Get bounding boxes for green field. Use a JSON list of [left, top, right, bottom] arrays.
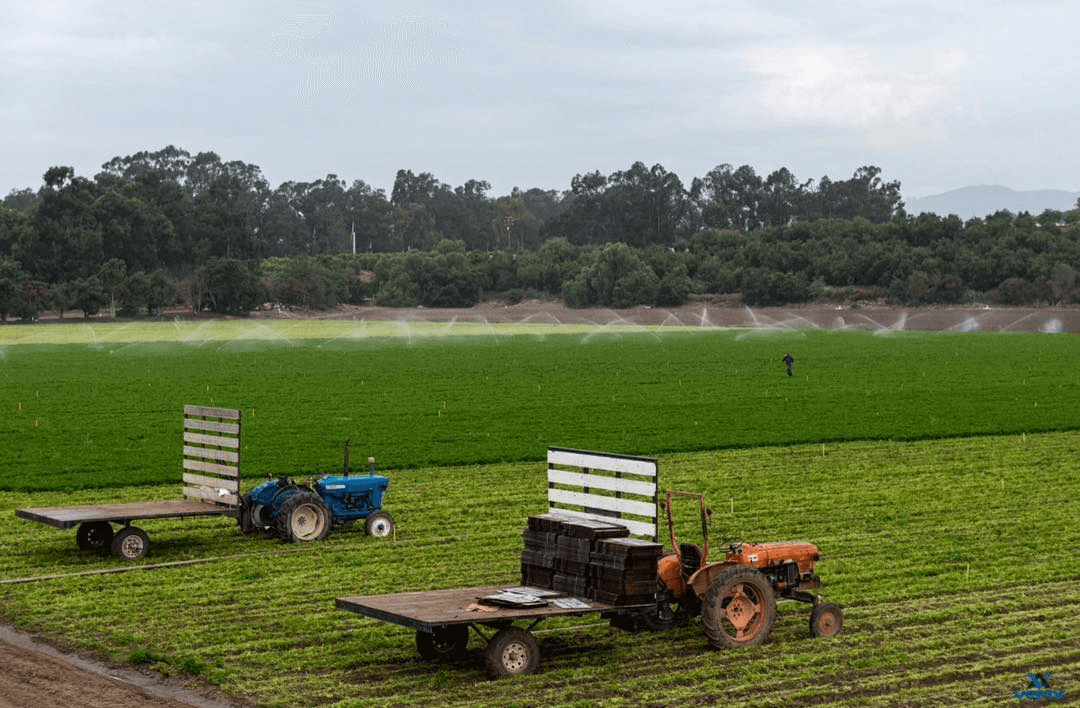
[[2, 320, 1078, 491], [1, 320, 1078, 706]]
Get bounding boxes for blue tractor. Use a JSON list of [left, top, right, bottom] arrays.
[[239, 443, 395, 543]]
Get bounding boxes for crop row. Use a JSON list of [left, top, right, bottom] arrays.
[[2, 430, 1078, 706], [3, 325, 1080, 491]]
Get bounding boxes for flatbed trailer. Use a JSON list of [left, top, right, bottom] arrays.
[[336, 584, 654, 676], [336, 447, 662, 677], [15, 405, 242, 560]]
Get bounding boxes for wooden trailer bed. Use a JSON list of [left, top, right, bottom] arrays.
[[15, 499, 236, 529], [336, 448, 661, 677], [15, 405, 242, 559], [335, 584, 653, 632]]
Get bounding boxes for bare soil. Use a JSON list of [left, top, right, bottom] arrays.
[[0, 623, 243, 708], [4, 296, 1077, 706]]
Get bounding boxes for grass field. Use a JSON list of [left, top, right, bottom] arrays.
[[2, 320, 1078, 491], [1, 320, 1078, 706]]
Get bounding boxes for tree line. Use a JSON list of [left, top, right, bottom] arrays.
[[1, 145, 1078, 320]]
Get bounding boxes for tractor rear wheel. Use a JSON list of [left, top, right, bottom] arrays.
[[702, 565, 776, 648], [809, 602, 843, 638], [415, 625, 469, 663], [275, 490, 331, 542], [111, 527, 150, 560], [484, 627, 539, 677], [365, 510, 395, 537], [76, 521, 114, 551]]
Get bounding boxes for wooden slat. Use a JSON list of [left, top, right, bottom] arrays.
[[183, 486, 239, 506], [182, 445, 239, 464], [183, 431, 240, 449], [548, 448, 657, 478], [184, 418, 240, 436], [550, 508, 656, 539], [547, 487, 657, 518], [545, 447, 658, 541], [184, 405, 241, 420], [183, 459, 240, 478], [183, 472, 239, 492], [547, 469, 656, 497]]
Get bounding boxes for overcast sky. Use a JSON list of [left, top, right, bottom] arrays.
[[4, 1, 1078, 204]]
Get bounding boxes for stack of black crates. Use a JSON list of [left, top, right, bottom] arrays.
[[522, 512, 663, 605]]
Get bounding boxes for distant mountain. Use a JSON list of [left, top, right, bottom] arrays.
[[904, 185, 1080, 221]]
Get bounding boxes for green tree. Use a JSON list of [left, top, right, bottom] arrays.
[[28, 167, 104, 283], [67, 275, 106, 318], [98, 258, 127, 316], [517, 237, 581, 296], [199, 258, 264, 314], [565, 242, 659, 308], [119, 269, 176, 315], [261, 256, 349, 309], [90, 183, 175, 272], [492, 195, 534, 251], [0, 257, 27, 322]]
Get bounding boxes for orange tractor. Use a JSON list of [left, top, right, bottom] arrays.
[[626, 491, 843, 646]]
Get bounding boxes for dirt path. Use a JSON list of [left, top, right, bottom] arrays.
[[0, 624, 241, 708]]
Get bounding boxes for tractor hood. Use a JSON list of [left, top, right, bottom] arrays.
[[315, 474, 389, 495], [726, 541, 820, 575]]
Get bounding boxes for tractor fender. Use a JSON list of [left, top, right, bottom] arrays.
[[688, 561, 738, 599]]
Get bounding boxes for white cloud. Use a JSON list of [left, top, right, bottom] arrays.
[[739, 44, 971, 140]]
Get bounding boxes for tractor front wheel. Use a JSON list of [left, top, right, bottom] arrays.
[[275, 490, 331, 542], [702, 565, 776, 649], [365, 510, 395, 538], [76, 521, 114, 551], [111, 527, 150, 560], [809, 602, 844, 638], [416, 625, 469, 663], [484, 627, 540, 677]]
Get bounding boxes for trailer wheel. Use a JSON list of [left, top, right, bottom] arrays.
[[76, 521, 114, 551], [702, 565, 776, 649], [276, 490, 331, 542], [484, 627, 540, 677], [415, 625, 469, 663], [111, 527, 150, 560], [809, 602, 843, 638], [365, 510, 395, 538]]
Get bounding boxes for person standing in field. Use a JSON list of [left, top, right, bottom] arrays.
[[782, 352, 794, 377]]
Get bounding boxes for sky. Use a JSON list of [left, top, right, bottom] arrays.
[[3, 0, 1079, 204]]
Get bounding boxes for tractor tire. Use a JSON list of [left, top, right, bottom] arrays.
[[702, 565, 776, 649], [76, 521, 114, 551], [365, 510, 395, 538], [415, 625, 469, 663], [275, 489, 331, 543], [809, 602, 844, 638], [238, 492, 257, 534], [111, 527, 150, 560], [484, 627, 540, 678]]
